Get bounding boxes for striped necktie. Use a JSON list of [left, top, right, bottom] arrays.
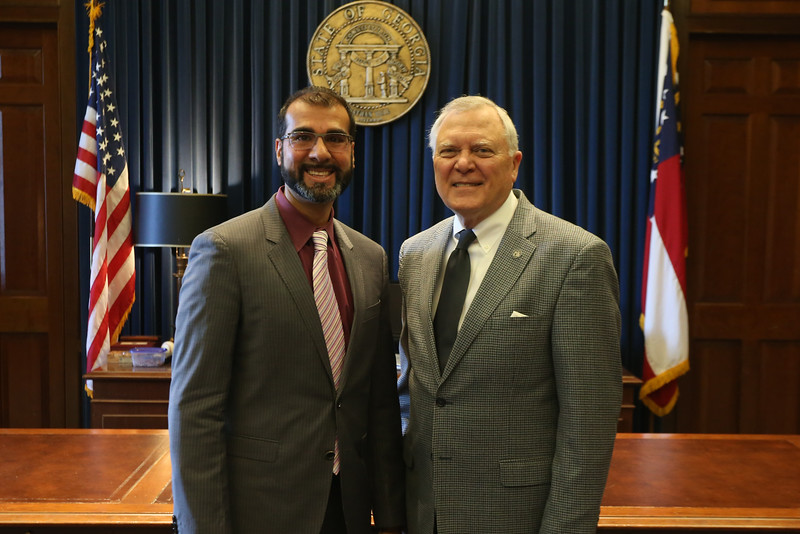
[[312, 229, 345, 474]]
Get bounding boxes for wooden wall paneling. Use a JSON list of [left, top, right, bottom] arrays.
[[675, 339, 743, 433], [691, 113, 749, 301], [0, 24, 59, 428], [57, 0, 80, 428], [673, 32, 800, 434], [764, 115, 800, 302], [0, 335, 47, 427], [692, 0, 800, 15], [0, 0, 79, 428], [759, 342, 800, 433]]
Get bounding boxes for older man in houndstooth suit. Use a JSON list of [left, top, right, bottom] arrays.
[[398, 95, 621, 534]]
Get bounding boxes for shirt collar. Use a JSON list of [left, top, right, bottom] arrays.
[[452, 190, 518, 253], [276, 185, 336, 251]]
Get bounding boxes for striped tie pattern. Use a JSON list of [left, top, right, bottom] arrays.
[[312, 230, 345, 474]]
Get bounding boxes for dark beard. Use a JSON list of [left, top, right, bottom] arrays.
[[281, 163, 352, 204]]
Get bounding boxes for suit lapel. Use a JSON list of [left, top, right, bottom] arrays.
[[421, 220, 454, 380], [441, 192, 539, 380], [261, 197, 334, 387], [334, 220, 357, 394]]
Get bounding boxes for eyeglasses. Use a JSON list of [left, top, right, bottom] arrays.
[[280, 131, 353, 152]]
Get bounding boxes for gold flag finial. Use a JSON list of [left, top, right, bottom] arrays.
[[85, 0, 105, 53], [83, 0, 105, 92]]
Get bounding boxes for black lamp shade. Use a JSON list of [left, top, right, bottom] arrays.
[[134, 192, 228, 247]]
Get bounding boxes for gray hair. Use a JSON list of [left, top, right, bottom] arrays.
[[428, 95, 519, 156]]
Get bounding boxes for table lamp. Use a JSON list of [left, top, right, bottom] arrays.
[[134, 190, 228, 334]]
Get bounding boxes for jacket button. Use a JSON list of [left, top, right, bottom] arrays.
[[435, 397, 447, 407], [324, 450, 336, 461]]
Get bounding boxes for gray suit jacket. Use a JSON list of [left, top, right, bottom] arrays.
[[398, 190, 621, 534], [169, 194, 405, 533]]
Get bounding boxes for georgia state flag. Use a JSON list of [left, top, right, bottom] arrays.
[[639, 8, 689, 417]]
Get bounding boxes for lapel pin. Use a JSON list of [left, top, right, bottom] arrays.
[[512, 249, 522, 258]]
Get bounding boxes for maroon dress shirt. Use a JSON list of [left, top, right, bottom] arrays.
[[275, 186, 354, 346]]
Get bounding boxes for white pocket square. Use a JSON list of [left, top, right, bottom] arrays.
[[510, 311, 528, 318]]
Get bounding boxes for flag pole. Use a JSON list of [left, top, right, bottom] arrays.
[[73, 0, 137, 380]]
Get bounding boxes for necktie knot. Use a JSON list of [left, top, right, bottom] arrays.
[[312, 230, 328, 253], [456, 229, 476, 250]]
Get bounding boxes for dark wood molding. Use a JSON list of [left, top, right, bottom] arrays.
[[691, 0, 800, 16], [687, 14, 800, 34], [58, 0, 80, 427]]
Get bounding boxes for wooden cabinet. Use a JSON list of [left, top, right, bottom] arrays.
[[84, 363, 171, 429], [619, 369, 641, 433], [85, 361, 638, 432]]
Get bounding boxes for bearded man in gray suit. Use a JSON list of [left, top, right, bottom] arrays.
[[169, 86, 405, 534], [397, 95, 622, 533]]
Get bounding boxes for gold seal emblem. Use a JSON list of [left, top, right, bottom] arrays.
[[307, 1, 431, 126]]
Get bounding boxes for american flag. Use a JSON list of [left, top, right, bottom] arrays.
[[639, 8, 689, 416], [73, 3, 136, 375]]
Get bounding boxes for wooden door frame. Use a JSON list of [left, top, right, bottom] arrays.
[[0, 0, 80, 426]]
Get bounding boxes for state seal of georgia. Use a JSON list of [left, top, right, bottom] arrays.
[[307, 1, 431, 126]]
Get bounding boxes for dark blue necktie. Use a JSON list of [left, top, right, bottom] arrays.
[[433, 229, 476, 373]]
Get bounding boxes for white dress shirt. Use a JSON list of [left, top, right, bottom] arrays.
[[432, 190, 519, 329]]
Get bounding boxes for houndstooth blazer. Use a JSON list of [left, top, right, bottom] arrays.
[[398, 189, 621, 534]]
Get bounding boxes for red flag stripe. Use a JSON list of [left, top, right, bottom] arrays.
[[652, 154, 687, 288]]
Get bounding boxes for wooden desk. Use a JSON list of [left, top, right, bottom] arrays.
[[0, 429, 172, 533], [600, 433, 800, 532], [1, 430, 798, 532], [84, 362, 171, 429]]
